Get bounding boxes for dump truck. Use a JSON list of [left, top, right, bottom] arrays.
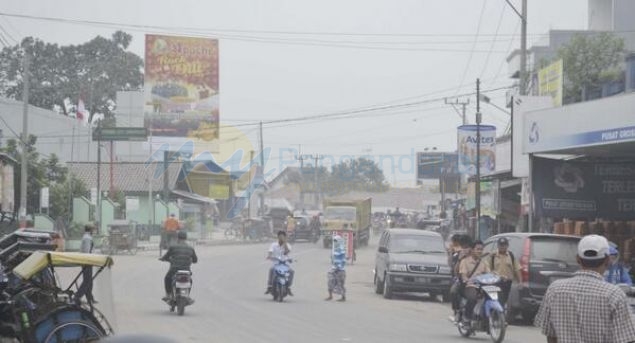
[[321, 198, 372, 249]]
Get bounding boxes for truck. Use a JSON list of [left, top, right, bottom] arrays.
[[321, 198, 372, 249]]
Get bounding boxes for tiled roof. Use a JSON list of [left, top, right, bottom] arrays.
[[67, 162, 182, 193]]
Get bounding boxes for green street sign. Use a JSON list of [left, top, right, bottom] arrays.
[[92, 127, 148, 141]]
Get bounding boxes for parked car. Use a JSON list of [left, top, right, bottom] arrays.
[[287, 215, 319, 243], [483, 233, 581, 323], [374, 228, 453, 301]]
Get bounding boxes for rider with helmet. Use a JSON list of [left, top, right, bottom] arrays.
[[160, 231, 198, 302], [605, 245, 632, 286]]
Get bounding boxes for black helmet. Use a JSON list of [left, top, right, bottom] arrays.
[[497, 237, 509, 246], [177, 231, 187, 240]]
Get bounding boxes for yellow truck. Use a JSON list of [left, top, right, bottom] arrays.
[[321, 198, 372, 248]]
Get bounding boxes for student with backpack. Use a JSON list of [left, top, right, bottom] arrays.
[[487, 237, 522, 308]]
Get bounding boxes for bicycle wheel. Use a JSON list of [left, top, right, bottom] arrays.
[[43, 320, 105, 343]]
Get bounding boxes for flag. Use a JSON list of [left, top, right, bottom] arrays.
[[76, 99, 89, 126]]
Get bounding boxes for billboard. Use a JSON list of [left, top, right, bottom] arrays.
[[144, 35, 220, 143], [416, 152, 459, 180], [457, 125, 496, 176], [532, 157, 635, 220], [538, 59, 563, 107]]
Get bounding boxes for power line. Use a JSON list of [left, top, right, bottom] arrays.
[[480, 1, 507, 79], [0, 11, 557, 38], [454, 0, 489, 96]]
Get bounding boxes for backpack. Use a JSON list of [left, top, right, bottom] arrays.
[[491, 251, 515, 270]]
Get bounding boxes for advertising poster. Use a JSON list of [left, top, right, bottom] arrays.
[[532, 157, 635, 220], [538, 59, 563, 107], [457, 125, 496, 176], [334, 231, 354, 261], [145, 35, 220, 143]]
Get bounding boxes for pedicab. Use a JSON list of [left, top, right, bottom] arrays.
[[0, 251, 116, 342], [100, 221, 138, 255]]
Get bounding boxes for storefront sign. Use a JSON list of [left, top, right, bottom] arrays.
[[457, 125, 496, 176], [532, 157, 635, 220], [538, 59, 563, 107]]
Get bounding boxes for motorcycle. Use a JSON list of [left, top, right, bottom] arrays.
[[165, 270, 194, 316], [617, 283, 635, 314], [271, 257, 293, 302], [456, 273, 506, 343]]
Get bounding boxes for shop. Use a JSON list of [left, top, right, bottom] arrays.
[[523, 92, 635, 265]]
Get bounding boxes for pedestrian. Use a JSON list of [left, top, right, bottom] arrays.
[[534, 234, 635, 343], [487, 237, 522, 308], [163, 213, 180, 247], [326, 235, 347, 302], [605, 245, 633, 286], [75, 224, 97, 304]]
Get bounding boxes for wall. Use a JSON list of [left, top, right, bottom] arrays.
[[0, 98, 97, 163], [33, 214, 54, 230], [612, 0, 635, 32], [73, 197, 92, 224], [588, 0, 613, 31], [101, 198, 116, 232]]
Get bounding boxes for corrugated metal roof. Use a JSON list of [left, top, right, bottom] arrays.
[[67, 162, 181, 193]]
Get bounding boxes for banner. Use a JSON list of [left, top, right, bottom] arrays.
[[532, 157, 635, 220], [1, 163, 14, 213], [334, 231, 355, 261], [145, 35, 220, 141], [466, 181, 499, 217], [457, 125, 496, 176], [538, 59, 563, 107]]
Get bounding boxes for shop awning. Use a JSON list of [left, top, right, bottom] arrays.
[[172, 190, 217, 204]]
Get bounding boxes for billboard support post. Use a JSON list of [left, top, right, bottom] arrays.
[[475, 78, 482, 240]]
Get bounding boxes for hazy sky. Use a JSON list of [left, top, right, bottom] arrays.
[[0, 0, 587, 185]]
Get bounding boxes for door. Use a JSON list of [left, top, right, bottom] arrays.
[[528, 236, 580, 298], [376, 232, 390, 279]]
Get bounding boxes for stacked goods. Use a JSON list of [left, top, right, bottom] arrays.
[[553, 222, 565, 235]]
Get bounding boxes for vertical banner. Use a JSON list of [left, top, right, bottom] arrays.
[[457, 125, 497, 176], [145, 35, 220, 145], [1, 163, 14, 213], [334, 231, 355, 261], [538, 59, 564, 107]]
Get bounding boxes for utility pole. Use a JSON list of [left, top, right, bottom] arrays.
[[163, 150, 169, 215], [520, 0, 528, 95], [259, 121, 265, 215], [96, 122, 102, 234], [444, 98, 470, 125], [312, 154, 324, 208], [296, 148, 305, 209], [19, 48, 30, 227], [249, 150, 254, 218], [475, 79, 482, 240]]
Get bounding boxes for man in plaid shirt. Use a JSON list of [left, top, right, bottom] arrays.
[[535, 235, 635, 343]]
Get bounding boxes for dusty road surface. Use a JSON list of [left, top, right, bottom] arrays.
[[109, 239, 544, 342]]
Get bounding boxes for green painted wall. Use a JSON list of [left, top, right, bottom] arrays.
[[73, 197, 92, 224], [34, 214, 54, 231]]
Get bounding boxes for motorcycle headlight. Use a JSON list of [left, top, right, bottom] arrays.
[[389, 264, 408, 272]]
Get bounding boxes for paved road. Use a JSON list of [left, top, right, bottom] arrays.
[[109, 239, 544, 342]]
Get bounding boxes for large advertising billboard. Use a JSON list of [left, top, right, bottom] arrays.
[[144, 35, 220, 144], [416, 152, 459, 179], [532, 157, 635, 220], [457, 125, 496, 176]]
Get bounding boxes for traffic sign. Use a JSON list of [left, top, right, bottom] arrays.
[[92, 127, 148, 141]]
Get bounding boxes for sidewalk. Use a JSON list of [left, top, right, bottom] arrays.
[[136, 223, 272, 251]]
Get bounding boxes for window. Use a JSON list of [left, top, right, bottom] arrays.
[[388, 235, 445, 253], [530, 238, 579, 264]]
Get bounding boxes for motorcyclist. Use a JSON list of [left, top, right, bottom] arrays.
[[605, 245, 632, 286], [449, 235, 472, 322], [160, 231, 198, 302], [457, 240, 490, 326], [265, 230, 294, 296]]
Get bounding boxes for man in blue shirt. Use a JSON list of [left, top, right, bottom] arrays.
[[605, 245, 632, 286], [326, 235, 347, 302]]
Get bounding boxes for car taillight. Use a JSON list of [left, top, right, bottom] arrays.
[[520, 238, 531, 285]]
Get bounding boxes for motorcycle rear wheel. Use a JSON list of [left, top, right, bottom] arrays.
[[177, 297, 186, 316], [488, 309, 506, 343]]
